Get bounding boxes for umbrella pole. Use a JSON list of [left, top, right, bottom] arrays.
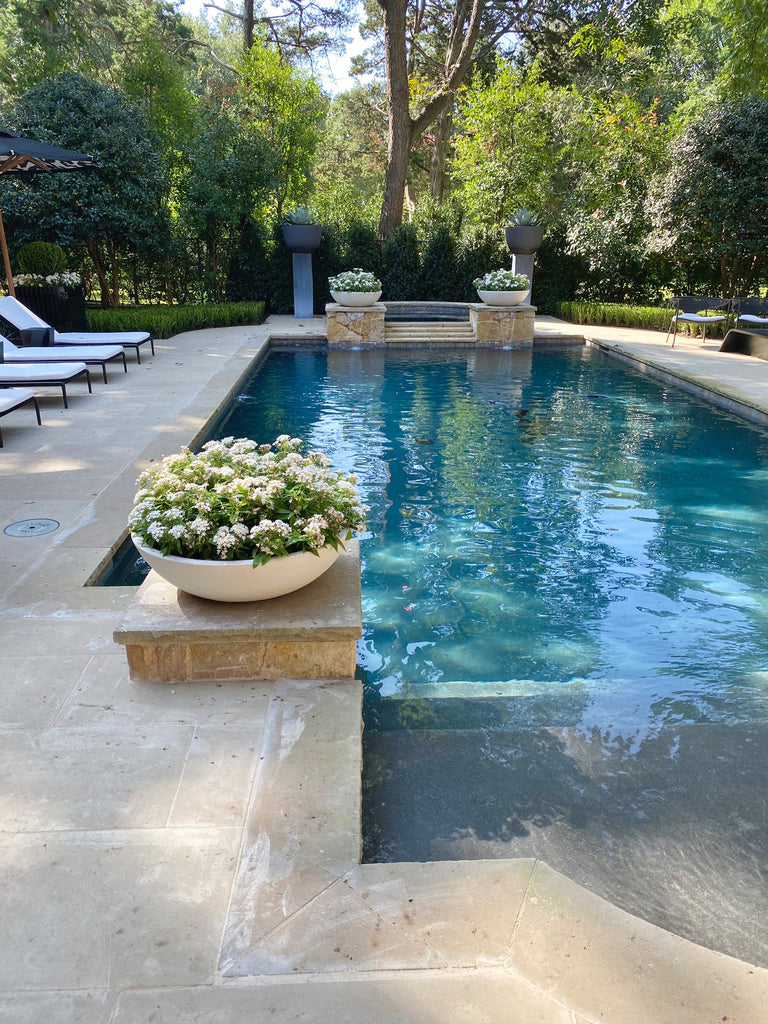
[[0, 207, 15, 297]]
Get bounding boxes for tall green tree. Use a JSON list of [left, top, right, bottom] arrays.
[[203, 0, 355, 58], [237, 36, 326, 217], [175, 101, 277, 300], [1, 72, 169, 306], [0, 0, 194, 102], [451, 60, 581, 227], [648, 97, 768, 296]]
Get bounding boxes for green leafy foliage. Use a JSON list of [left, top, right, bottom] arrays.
[[555, 301, 672, 331], [2, 72, 169, 306], [647, 96, 768, 296], [419, 225, 461, 301], [85, 300, 266, 338], [16, 242, 67, 275], [237, 37, 326, 218], [381, 224, 421, 300]]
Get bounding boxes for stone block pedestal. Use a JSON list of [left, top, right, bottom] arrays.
[[326, 303, 386, 345], [469, 303, 535, 346], [113, 542, 362, 683]]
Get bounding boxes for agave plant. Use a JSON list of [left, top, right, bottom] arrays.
[[285, 207, 318, 225], [508, 208, 541, 226]]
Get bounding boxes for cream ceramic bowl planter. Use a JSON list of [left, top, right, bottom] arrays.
[[330, 290, 382, 306], [477, 289, 528, 306], [132, 536, 342, 602]]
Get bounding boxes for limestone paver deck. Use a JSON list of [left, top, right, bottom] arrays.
[[1, 314, 767, 1023]]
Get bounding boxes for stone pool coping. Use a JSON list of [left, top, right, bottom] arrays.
[[1, 314, 767, 1022]]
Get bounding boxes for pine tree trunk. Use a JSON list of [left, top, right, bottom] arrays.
[[378, 0, 413, 238], [429, 106, 453, 202], [243, 0, 254, 49]]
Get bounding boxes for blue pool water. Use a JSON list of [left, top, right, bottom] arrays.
[[216, 346, 768, 728], [212, 346, 768, 966], [114, 343, 768, 959]]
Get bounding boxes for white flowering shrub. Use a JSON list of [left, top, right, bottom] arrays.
[[472, 269, 529, 291], [13, 271, 82, 288], [328, 268, 381, 293], [129, 435, 368, 564]]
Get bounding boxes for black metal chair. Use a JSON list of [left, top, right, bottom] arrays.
[[734, 296, 768, 330], [665, 296, 731, 347]]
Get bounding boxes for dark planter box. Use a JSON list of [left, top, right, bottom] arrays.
[[282, 223, 322, 253], [15, 285, 87, 338], [505, 225, 544, 254]]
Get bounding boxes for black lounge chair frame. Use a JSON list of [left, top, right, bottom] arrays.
[[0, 390, 42, 447], [0, 367, 92, 408]]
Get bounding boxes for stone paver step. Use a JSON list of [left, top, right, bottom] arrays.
[[385, 321, 476, 342]]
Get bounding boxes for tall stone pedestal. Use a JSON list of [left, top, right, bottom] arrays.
[[113, 542, 362, 684], [468, 303, 535, 346], [326, 303, 386, 345], [292, 252, 315, 318]]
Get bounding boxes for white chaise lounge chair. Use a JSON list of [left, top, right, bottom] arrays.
[[1, 335, 127, 383], [0, 362, 92, 408], [0, 296, 155, 363], [0, 388, 42, 447]]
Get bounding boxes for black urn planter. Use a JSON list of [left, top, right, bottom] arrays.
[[15, 285, 87, 336], [504, 225, 544, 254], [282, 223, 322, 253]]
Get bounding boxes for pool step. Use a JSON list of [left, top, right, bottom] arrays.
[[385, 678, 608, 700], [384, 321, 475, 344]]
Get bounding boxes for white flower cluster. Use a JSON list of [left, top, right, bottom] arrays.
[[328, 268, 381, 293], [13, 271, 82, 288], [473, 269, 530, 292], [128, 434, 367, 564]]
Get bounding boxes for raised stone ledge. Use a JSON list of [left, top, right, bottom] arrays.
[[113, 541, 362, 684], [469, 303, 535, 346], [327, 301, 535, 347], [326, 303, 386, 345]]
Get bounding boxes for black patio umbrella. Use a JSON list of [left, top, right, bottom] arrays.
[[0, 129, 100, 297]]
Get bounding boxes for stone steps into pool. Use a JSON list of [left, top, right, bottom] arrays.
[[361, 718, 768, 970], [384, 321, 476, 345], [368, 678, 618, 732], [384, 678, 604, 700]]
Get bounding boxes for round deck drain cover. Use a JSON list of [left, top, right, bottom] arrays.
[[4, 518, 60, 537]]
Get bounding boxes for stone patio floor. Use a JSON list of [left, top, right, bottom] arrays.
[[1, 314, 767, 1023]]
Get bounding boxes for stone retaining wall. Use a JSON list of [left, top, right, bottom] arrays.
[[326, 301, 535, 347]]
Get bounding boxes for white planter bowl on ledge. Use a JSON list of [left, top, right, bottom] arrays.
[[133, 536, 342, 602], [330, 290, 382, 306], [477, 289, 528, 306]]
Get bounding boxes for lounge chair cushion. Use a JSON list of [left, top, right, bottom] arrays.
[[0, 387, 36, 414], [2, 337, 124, 361], [54, 330, 150, 345], [0, 362, 88, 382]]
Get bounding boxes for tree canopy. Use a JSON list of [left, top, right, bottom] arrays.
[[0, 0, 765, 306]]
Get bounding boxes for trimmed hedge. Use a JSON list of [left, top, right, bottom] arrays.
[[85, 301, 266, 339], [554, 301, 671, 332]]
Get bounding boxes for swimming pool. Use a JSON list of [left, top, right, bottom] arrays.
[[218, 345, 768, 714], [210, 343, 768, 965], [104, 342, 768, 962]]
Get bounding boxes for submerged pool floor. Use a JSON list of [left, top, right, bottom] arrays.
[[182, 346, 768, 963]]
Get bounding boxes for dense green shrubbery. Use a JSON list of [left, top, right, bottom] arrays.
[[17, 242, 68, 276], [85, 301, 266, 338], [381, 224, 421, 300], [554, 301, 671, 331]]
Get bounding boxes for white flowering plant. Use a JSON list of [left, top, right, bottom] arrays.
[[473, 269, 530, 291], [13, 271, 82, 288], [328, 268, 381, 293], [129, 435, 367, 565]]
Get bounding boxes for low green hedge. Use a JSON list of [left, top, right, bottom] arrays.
[[554, 301, 671, 331], [85, 301, 266, 339]]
